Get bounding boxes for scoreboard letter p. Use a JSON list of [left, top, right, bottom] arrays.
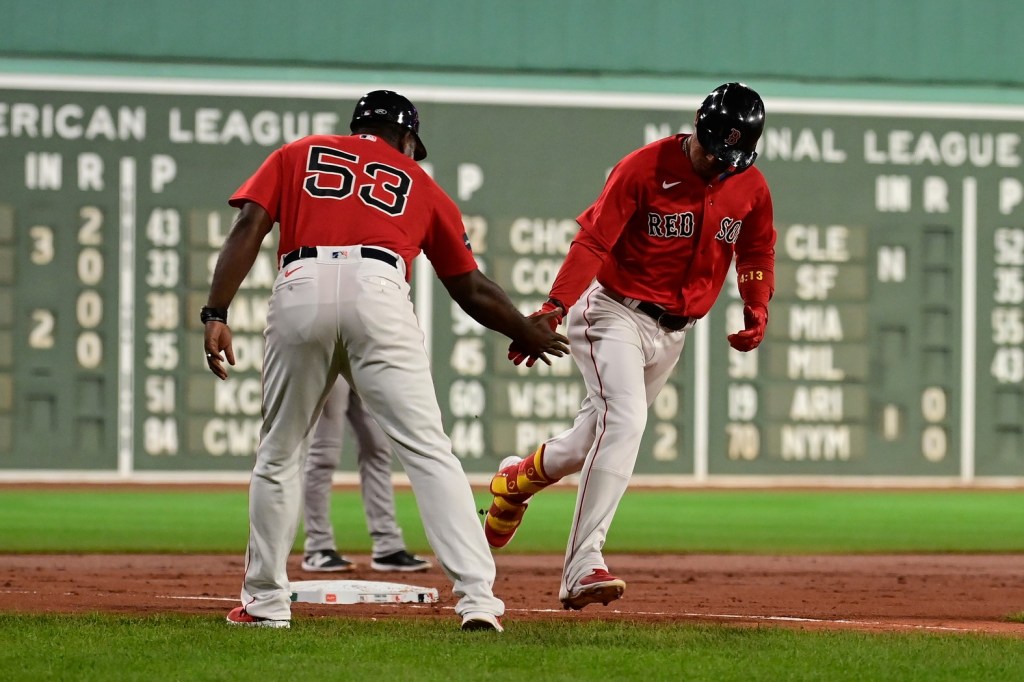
[[1000, 177, 1023, 216]]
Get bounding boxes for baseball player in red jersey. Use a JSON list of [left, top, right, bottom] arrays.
[[202, 90, 568, 631], [484, 83, 776, 610]]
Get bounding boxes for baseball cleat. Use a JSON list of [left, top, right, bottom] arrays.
[[460, 612, 504, 632], [484, 450, 557, 548], [484, 495, 529, 549], [484, 456, 527, 548], [301, 549, 355, 572], [370, 550, 432, 572], [226, 606, 290, 628], [560, 569, 626, 611]]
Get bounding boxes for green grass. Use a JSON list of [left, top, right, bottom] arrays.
[[1, 613, 1023, 682], [2, 487, 1024, 553], [3, 488, 1024, 680], [603, 489, 1024, 553]]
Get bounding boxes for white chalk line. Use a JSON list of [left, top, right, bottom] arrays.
[[4, 585, 1007, 630], [152, 594, 1013, 634]]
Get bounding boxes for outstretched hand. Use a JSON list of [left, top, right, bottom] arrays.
[[727, 304, 768, 352], [508, 303, 568, 367]]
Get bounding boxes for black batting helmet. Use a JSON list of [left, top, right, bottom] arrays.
[[694, 82, 765, 172], [350, 90, 427, 160]]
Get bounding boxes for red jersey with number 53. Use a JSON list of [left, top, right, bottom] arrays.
[[549, 134, 776, 317], [229, 133, 477, 280]]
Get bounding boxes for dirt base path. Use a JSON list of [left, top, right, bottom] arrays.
[[2, 553, 1023, 637]]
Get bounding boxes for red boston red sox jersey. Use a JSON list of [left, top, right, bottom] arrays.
[[229, 134, 476, 280], [549, 134, 776, 317]]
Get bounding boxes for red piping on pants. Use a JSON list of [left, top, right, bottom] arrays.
[[566, 286, 609, 557]]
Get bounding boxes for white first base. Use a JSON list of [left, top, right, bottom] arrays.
[[290, 580, 439, 605]]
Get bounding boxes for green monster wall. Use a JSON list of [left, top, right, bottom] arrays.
[[0, 78, 1021, 481], [0, 0, 1020, 89], [0, 2, 1021, 480]]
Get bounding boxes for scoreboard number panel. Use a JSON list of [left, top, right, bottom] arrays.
[[0, 79, 1021, 481]]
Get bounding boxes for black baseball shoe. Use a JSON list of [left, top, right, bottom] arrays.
[[301, 549, 355, 572], [370, 550, 432, 572]]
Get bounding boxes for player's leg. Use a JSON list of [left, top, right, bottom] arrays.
[[300, 380, 354, 572], [642, 325, 688, 407], [339, 256, 502, 621], [241, 262, 340, 621], [303, 380, 345, 555], [347, 387, 415, 563], [555, 319, 688, 600], [558, 285, 673, 608], [517, 282, 642, 480], [484, 282, 610, 548], [482, 440, 557, 548], [492, 391, 602, 497], [492, 286, 689, 598], [483, 396, 599, 548]]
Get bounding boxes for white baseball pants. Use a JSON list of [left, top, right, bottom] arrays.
[[538, 282, 689, 600], [241, 245, 502, 621]]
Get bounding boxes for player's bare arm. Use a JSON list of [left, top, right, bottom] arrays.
[[440, 269, 569, 363], [203, 201, 275, 379]]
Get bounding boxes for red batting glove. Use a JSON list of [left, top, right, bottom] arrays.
[[507, 301, 564, 367], [507, 343, 533, 367], [727, 304, 768, 352], [534, 301, 563, 331]]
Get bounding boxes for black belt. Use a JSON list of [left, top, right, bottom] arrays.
[[280, 246, 399, 269], [606, 291, 691, 332]]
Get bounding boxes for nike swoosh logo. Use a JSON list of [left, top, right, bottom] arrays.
[[662, 180, 681, 189], [284, 266, 303, 277]]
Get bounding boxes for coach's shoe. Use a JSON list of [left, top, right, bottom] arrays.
[[226, 606, 290, 629], [560, 569, 626, 611], [484, 447, 557, 549], [371, 550, 432, 573], [301, 549, 355, 572], [460, 612, 504, 632]]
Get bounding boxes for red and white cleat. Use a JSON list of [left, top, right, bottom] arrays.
[[560, 569, 626, 611], [226, 606, 290, 629]]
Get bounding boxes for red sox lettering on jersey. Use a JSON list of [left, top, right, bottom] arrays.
[[716, 217, 743, 244], [648, 213, 744, 243], [646, 211, 694, 237], [548, 134, 774, 317]]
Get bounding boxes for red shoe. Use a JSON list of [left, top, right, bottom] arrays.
[[225, 605, 290, 629], [560, 569, 626, 611]]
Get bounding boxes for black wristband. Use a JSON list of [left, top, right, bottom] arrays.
[[546, 297, 567, 316], [200, 306, 228, 324]]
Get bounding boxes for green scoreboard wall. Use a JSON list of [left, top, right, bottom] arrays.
[[1, 75, 1022, 481]]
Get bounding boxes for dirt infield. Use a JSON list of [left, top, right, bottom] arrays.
[[2, 553, 1023, 637]]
